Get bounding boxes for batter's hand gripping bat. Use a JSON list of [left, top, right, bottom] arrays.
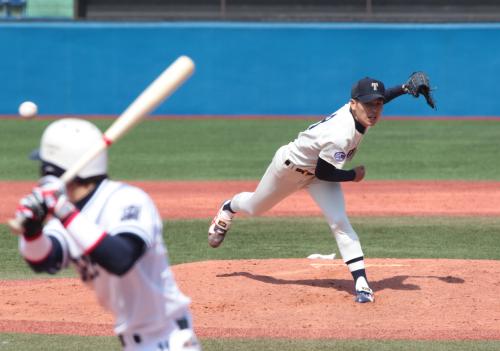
[[8, 55, 195, 233]]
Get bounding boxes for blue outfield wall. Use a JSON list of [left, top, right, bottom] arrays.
[[1, 22, 500, 116]]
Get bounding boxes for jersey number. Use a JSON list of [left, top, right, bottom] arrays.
[[307, 113, 336, 130]]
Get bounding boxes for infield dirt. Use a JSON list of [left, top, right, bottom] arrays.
[[0, 180, 499, 340]]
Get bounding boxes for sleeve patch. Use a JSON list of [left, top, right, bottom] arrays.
[[121, 205, 141, 221], [334, 152, 346, 162]]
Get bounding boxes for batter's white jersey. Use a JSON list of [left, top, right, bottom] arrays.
[[42, 179, 191, 336], [286, 103, 365, 172]]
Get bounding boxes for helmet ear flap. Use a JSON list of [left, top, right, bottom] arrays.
[[39, 161, 107, 185], [40, 162, 66, 178]]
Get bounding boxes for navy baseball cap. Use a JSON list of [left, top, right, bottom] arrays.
[[351, 77, 385, 103]]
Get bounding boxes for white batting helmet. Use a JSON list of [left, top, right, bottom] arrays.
[[32, 118, 107, 179]]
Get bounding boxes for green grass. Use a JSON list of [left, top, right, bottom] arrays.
[[202, 339, 500, 351], [2, 216, 499, 279], [354, 119, 500, 180], [164, 216, 500, 264], [0, 334, 118, 351], [0, 334, 498, 351], [1, 118, 499, 180]]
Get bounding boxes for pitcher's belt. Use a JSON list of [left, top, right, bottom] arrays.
[[284, 160, 314, 176]]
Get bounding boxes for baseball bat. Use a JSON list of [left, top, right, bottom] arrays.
[[8, 55, 195, 233]]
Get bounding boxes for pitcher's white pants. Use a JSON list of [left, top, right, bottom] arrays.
[[231, 145, 363, 262]]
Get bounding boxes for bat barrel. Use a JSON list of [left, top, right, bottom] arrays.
[[64, 55, 194, 184], [105, 55, 195, 143], [7, 55, 195, 234]]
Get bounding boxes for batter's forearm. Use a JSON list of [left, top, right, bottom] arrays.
[[315, 157, 356, 182], [23, 235, 64, 274]]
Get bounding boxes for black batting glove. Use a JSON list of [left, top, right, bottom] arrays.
[[15, 190, 48, 240]]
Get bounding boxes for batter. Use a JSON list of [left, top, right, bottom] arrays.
[[14, 119, 201, 351], [209, 74, 433, 303]]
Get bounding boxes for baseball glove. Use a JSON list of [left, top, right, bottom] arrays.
[[404, 71, 436, 109]]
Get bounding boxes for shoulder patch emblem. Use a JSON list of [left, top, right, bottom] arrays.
[[121, 205, 141, 221], [334, 152, 346, 162]]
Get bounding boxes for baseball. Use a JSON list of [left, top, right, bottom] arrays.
[[18, 101, 38, 119]]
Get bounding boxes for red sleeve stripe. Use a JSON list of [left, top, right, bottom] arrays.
[[62, 211, 80, 228]]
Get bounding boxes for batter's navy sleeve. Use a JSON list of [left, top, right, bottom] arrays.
[[27, 236, 64, 274], [89, 233, 146, 276], [315, 157, 357, 182], [384, 85, 406, 104]]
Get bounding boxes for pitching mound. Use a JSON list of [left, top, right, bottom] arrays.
[[1, 258, 499, 340]]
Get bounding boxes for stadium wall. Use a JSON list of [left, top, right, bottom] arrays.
[[1, 22, 499, 116]]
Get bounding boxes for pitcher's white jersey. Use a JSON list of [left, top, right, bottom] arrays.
[[286, 103, 365, 172], [42, 179, 191, 335]]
